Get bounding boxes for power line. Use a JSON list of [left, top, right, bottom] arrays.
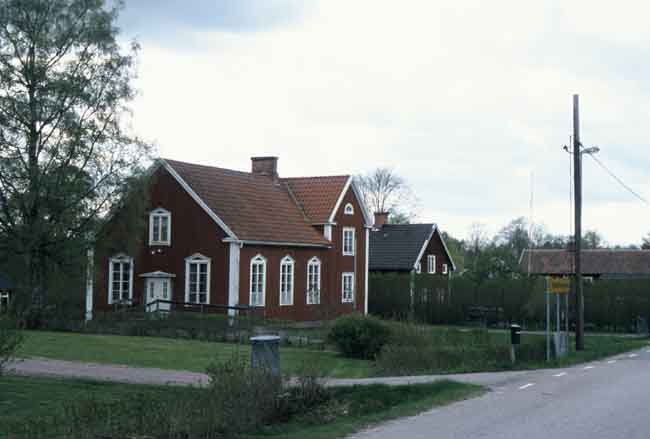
[[584, 152, 650, 206]]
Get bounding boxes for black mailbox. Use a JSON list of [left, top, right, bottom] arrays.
[[510, 324, 521, 345]]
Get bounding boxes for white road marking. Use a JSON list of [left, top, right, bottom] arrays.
[[629, 354, 638, 358], [553, 372, 567, 377], [519, 383, 535, 390], [645, 349, 650, 353], [607, 360, 616, 364], [583, 366, 595, 370]]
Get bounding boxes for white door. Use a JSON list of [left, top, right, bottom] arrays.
[[145, 278, 171, 312]]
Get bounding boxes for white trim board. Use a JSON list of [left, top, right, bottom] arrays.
[[223, 238, 330, 248], [436, 228, 457, 271], [161, 160, 238, 240], [327, 177, 373, 227]]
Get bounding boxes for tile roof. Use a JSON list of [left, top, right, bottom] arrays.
[[163, 159, 331, 246], [282, 176, 350, 224], [519, 249, 650, 276], [370, 224, 435, 271]]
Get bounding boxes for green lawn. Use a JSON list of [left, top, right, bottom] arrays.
[[17, 329, 648, 380], [18, 330, 372, 378], [0, 374, 482, 439]]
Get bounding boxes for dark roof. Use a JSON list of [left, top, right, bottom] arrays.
[[164, 159, 334, 246], [519, 249, 650, 276], [283, 176, 350, 224], [370, 224, 435, 271], [0, 274, 12, 290]]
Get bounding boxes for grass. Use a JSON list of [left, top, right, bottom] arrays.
[[17, 328, 649, 380], [0, 375, 182, 426], [0, 374, 483, 439], [18, 330, 372, 378], [252, 381, 483, 439]]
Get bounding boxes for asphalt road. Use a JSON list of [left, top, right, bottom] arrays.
[[351, 347, 650, 439]]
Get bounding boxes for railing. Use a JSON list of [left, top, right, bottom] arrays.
[[145, 299, 252, 315]]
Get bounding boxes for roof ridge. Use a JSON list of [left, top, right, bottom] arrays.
[[282, 175, 350, 181], [163, 158, 255, 178]]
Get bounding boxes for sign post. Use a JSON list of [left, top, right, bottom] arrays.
[[546, 277, 550, 362], [547, 276, 570, 359]]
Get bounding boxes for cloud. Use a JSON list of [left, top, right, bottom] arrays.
[[118, 0, 308, 47], [126, 0, 650, 245]]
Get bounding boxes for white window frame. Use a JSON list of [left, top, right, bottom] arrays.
[[428, 255, 436, 274], [343, 227, 355, 256], [342, 272, 354, 303], [185, 253, 211, 304], [279, 255, 294, 306], [149, 208, 172, 246], [415, 262, 421, 274], [344, 203, 354, 215], [108, 254, 133, 304], [250, 254, 267, 307], [442, 264, 448, 275], [307, 257, 321, 305]]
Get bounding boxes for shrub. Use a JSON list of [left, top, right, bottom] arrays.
[[328, 314, 390, 359], [376, 343, 511, 376], [10, 355, 331, 439], [0, 317, 22, 375], [205, 355, 284, 434]]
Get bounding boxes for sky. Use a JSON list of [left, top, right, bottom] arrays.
[[117, 0, 650, 246]]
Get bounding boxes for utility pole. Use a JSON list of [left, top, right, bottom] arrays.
[[573, 94, 585, 351]]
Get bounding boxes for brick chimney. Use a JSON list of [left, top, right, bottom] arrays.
[[374, 211, 389, 229], [251, 156, 278, 180]]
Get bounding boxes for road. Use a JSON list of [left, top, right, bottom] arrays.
[[350, 347, 650, 439]]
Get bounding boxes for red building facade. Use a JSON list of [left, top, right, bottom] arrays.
[[90, 157, 371, 321]]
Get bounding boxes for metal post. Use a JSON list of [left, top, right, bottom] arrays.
[[546, 277, 550, 362], [573, 94, 585, 351], [556, 291, 560, 336], [565, 292, 569, 337]]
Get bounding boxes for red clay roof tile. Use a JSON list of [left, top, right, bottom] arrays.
[[283, 176, 350, 224], [163, 159, 337, 246]]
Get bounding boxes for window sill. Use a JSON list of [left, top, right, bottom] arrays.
[[342, 253, 355, 257], [149, 242, 171, 247]]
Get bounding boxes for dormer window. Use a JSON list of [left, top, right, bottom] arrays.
[[149, 208, 171, 246], [344, 203, 354, 215]]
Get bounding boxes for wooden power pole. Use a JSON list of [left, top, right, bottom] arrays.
[[573, 94, 585, 351]]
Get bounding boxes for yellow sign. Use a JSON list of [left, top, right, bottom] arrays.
[[548, 277, 570, 294]]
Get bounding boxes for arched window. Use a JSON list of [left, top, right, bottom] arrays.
[[185, 253, 211, 304], [250, 255, 266, 307], [108, 254, 133, 304], [149, 208, 171, 245], [279, 256, 294, 306], [344, 203, 354, 215], [306, 257, 321, 305]]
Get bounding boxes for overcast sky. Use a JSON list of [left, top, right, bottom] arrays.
[[117, 0, 650, 246]]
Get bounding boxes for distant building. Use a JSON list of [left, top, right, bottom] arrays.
[[519, 249, 650, 278], [369, 212, 456, 276], [0, 274, 12, 312]]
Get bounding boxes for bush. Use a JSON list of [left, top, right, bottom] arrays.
[[328, 314, 390, 359], [374, 323, 514, 375], [0, 317, 22, 375], [12, 355, 332, 439]]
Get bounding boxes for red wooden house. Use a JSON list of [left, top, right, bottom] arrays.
[[86, 157, 372, 321]]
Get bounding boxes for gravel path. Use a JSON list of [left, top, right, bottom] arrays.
[[8, 357, 531, 388]]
